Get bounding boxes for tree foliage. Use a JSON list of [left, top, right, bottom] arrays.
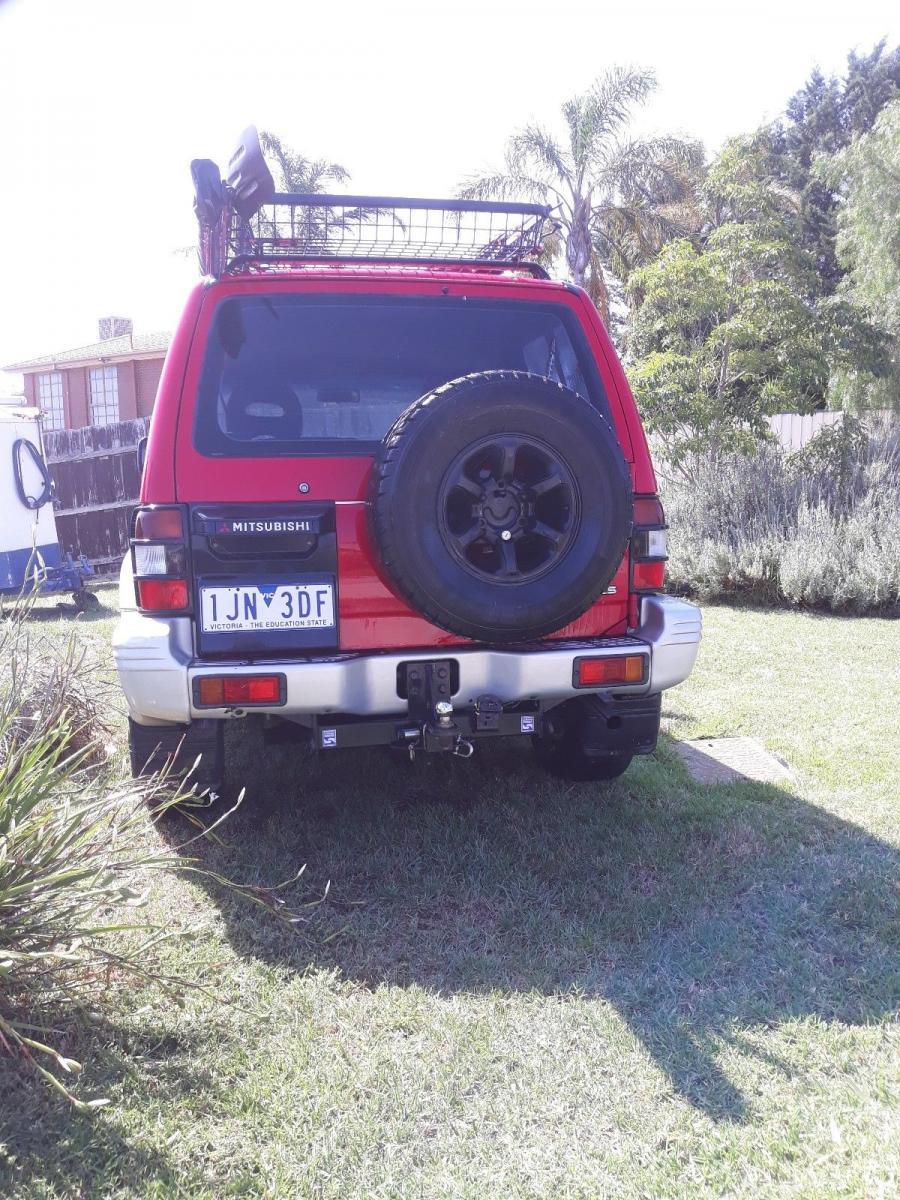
[[459, 67, 702, 327], [627, 222, 825, 464], [625, 133, 886, 464], [625, 43, 900, 453], [826, 98, 900, 335], [818, 98, 900, 411], [258, 130, 350, 193], [770, 40, 900, 291]]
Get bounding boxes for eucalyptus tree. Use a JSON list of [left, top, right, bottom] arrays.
[[460, 66, 703, 326]]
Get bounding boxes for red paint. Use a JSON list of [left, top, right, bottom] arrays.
[[335, 502, 628, 650], [140, 283, 205, 504], [142, 266, 657, 651]]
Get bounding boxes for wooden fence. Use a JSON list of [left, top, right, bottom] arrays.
[[43, 418, 149, 572], [766, 411, 845, 450]]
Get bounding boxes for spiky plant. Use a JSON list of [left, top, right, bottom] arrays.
[[0, 614, 312, 1108]]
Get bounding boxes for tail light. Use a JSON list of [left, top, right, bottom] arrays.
[[574, 654, 646, 687], [137, 578, 190, 610], [631, 495, 667, 593], [132, 505, 190, 613], [194, 674, 286, 707]]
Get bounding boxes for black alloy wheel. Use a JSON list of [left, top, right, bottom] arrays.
[[437, 433, 580, 584]]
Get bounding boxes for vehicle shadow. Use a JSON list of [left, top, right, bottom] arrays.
[[158, 721, 900, 1125]]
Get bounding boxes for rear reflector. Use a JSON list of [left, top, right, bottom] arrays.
[[137, 578, 189, 611], [632, 560, 666, 591], [134, 507, 184, 540], [575, 655, 645, 686], [196, 675, 283, 706]]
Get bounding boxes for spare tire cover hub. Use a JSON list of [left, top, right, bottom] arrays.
[[437, 433, 580, 584]]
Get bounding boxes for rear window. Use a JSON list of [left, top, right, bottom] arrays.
[[194, 295, 606, 457]]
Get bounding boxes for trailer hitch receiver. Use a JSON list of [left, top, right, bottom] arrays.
[[401, 660, 460, 753]]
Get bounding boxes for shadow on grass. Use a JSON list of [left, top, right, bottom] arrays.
[[162, 722, 899, 1125], [1, 594, 115, 623], [0, 1019, 221, 1195]]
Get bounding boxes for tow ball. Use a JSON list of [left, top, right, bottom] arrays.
[[399, 661, 474, 760]]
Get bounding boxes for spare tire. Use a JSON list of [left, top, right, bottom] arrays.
[[369, 370, 633, 643]]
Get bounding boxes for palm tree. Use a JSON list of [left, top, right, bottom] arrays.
[[460, 67, 703, 326], [258, 132, 397, 252], [259, 130, 351, 193]]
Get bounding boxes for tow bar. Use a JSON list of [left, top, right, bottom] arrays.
[[311, 661, 541, 755], [401, 660, 473, 759]]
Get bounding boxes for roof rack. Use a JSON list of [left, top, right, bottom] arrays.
[[191, 127, 558, 279]]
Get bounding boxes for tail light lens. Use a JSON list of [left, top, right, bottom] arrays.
[[632, 560, 667, 591], [133, 543, 187, 576], [194, 675, 285, 707], [631, 494, 667, 593], [132, 505, 190, 612], [137, 578, 189, 611], [574, 654, 646, 687], [134, 508, 184, 540]]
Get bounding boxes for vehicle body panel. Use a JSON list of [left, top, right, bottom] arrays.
[[140, 268, 649, 654]]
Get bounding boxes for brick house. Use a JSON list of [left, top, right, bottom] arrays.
[[4, 317, 170, 431]]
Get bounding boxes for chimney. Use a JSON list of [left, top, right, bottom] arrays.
[[98, 316, 133, 342]]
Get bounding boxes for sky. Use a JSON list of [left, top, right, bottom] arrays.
[[1, 0, 896, 392]]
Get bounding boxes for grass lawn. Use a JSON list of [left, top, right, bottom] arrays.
[[1, 588, 897, 1198]]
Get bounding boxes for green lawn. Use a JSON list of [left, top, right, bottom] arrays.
[[1, 592, 898, 1198]]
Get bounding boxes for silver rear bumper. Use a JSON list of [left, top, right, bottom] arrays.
[[113, 592, 701, 726]]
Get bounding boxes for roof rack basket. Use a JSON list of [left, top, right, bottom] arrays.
[[191, 127, 557, 279]]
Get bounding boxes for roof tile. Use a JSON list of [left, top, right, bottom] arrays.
[[5, 331, 171, 372]]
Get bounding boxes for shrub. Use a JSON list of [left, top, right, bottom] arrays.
[[661, 420, 900, 613], [0, 616, 200, 1106]]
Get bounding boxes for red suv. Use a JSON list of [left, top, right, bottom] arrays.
[[113, 128, 701, 793]]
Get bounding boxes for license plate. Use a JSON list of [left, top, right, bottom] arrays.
[[200, 583, 335, 632]]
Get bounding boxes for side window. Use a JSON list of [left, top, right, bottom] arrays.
[[89, 366, 120, 425]]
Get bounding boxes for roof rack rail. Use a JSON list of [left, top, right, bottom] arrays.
[[191, 127, 558, 279]]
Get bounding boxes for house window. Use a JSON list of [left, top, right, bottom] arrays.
[[89, 366, 119, 425], [36, 371, 65, 430]]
